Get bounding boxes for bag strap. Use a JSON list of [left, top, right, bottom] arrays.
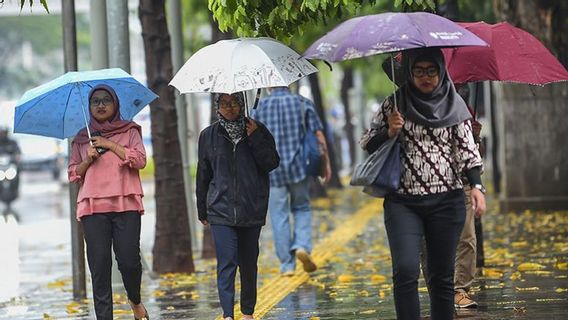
[[300, 99, 308, 137]]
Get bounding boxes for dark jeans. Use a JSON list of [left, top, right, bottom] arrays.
[[384, 190, 465, 320], [210, 224, 262, 318], [82, 211, 142, 320]]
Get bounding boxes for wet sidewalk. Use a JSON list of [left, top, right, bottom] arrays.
[[1, 187, 567, 319]]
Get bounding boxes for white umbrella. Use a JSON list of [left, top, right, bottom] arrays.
[[169, 37, 318, 95]]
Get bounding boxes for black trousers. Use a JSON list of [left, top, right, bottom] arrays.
[[384, 190, 465, 320], [210, 224, 262, 318], [81, 211, 142, 320]]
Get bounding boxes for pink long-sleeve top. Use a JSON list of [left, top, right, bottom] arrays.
[[68, 128, 146, 220]]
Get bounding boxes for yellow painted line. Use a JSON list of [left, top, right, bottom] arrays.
[[216, 198, 383, 320]]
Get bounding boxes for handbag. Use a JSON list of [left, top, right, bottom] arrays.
[[350, 135, 401, 198], [301, 102, 322, 177]]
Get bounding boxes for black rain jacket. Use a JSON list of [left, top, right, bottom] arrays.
[[196, 121, 279, 227]]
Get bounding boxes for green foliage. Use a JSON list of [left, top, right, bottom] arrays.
[[452, 0, 496, 23], [395, 0, 436, 12], [7, 0, 51, 13], [181, 0, 211, 56], [208, 0, 376, 43]]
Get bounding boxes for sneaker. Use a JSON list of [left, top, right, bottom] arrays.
[[454, 292, 478, 308], [295, 249, 317, 272]]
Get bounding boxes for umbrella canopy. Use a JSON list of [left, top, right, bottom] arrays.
[[303, 12, 487, 62], [14, 68, 158, 139], [169, 37, 318, 94], [443, 22, 568, 85]]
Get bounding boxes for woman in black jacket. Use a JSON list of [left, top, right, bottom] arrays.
[[196, 92, 279, 320]]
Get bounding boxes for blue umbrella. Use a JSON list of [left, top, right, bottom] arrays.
[[14, 68, 158, 139]]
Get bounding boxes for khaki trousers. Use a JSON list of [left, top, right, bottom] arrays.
[[454, 186, 477, 293]]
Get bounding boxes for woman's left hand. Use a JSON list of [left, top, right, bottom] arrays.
[[245, 118, 258, 136], [470, 188, 486, 218], [90, 136, 114, 149]]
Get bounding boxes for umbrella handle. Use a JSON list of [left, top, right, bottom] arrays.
[[473, 82, 480, 120], [390, 54, 398, 112], [252, 88, 261, 110]]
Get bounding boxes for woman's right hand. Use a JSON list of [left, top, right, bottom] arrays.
[[85, 145, 99, 164], [388, 111, 405, 137]]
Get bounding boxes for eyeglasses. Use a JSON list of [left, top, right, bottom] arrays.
[[219, 101, 241, 110], [411, 66, 439, 78], [90, 96, 114, 107]]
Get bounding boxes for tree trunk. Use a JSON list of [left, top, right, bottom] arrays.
[[201, 15, 233, 260], [340, 67, 355, 169], [308, 73, 342, 190], [139, 0, 194, 273]]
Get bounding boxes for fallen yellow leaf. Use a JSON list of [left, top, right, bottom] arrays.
[[556, 262, 568, 270], [113, 309, 131, 315], [358, 290, 369, 297], [525, 270, 553, 277], [65, 301, 82, 314], [483, 268, 504, 279], [360, 309, 377, 314], [555, 288, 567, 293], [337, 274, 354, 283], [153, 290, 166, 297], [370, 274, 387, 283], [47, 279, 68, 289], [511, 241, 529, 248], [517, 263, 546, 272], [516, 286, 540, 291]]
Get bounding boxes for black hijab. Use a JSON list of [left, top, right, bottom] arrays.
[[398, 48, 471, 128]]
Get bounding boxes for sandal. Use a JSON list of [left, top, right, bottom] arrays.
[[129, 300, 149, 320]]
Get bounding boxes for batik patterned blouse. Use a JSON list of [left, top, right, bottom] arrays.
[[360, 97, 482, 196]]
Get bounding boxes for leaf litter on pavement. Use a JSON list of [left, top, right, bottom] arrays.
[[4, 190, 568, 319]]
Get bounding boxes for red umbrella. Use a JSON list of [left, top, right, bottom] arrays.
[[443, 21, 568, 85]]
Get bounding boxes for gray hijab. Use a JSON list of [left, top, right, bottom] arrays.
[[398, 48, 471, 128]]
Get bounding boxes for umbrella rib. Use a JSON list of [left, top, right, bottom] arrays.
[[61, 83, 77, 138]]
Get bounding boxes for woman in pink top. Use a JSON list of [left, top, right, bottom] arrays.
[[68, 84, 149, 320]]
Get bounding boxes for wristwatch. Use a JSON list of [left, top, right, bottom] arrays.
[[471, 184, 486, 194]]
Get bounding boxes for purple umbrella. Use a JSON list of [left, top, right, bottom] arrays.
[[304, 12, 487, 62]]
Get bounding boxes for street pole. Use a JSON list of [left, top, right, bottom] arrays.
[[106, 0, 130, 72], [167, 0, 198, 251], [62, 0, 86, 300], [89, 0, 109, 69]]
